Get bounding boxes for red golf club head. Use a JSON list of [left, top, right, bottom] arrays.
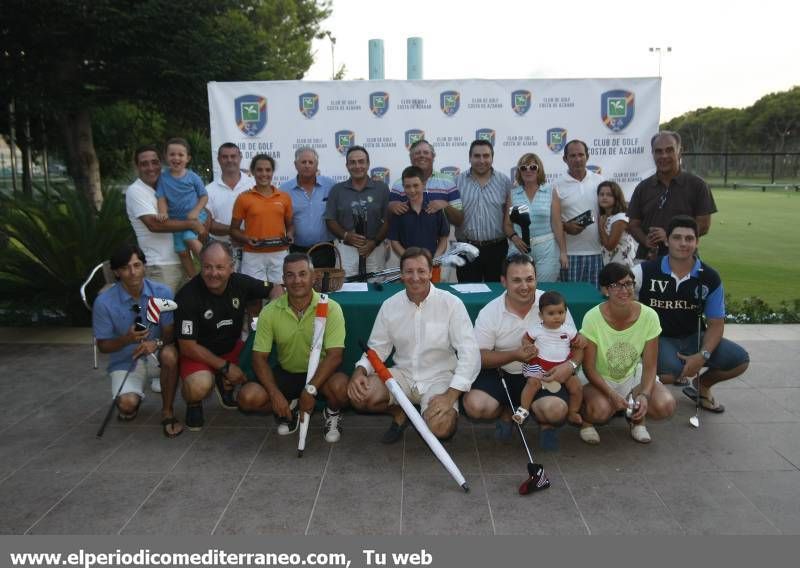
[[519, 463, 551, 495]]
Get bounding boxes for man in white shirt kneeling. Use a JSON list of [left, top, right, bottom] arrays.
[[347, 247, 481, 444]]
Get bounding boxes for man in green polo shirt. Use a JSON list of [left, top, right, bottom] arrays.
[[238, 253, 350, 442]]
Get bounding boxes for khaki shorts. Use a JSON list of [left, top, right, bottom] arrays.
[[145, 264, 185, 295], [385, 367, 459, 414]]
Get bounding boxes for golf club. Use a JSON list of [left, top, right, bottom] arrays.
[[500, 375, 550, 495], [689, 312, 702, 429]]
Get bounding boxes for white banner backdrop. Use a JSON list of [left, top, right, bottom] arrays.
[[208, 78, 659, 196]]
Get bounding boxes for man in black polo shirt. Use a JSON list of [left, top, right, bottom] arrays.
[[175, 241, 273, 430], [633, 215, 749, 413], [628, 131, 717, 260]]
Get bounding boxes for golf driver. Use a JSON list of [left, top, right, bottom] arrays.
[[500, 376, 550, 495]]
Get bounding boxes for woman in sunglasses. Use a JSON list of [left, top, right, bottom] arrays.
[[503, 153, 567, 282], [577, 262, 675, 445]]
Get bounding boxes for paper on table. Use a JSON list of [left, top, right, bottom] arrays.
[[450, 283, 491, 293], [339, 282, 369, 292]]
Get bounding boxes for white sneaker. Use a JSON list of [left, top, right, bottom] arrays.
[[150, 378, 161, 393], [580, 425, 600, 445], [323, 408, 342, 443], [277, 399, 299, 435], [630, 423, 651, 444]]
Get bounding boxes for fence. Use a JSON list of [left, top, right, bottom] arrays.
[[682, 152, 800, 186]]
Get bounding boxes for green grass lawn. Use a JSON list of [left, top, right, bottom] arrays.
[[699, 188, 800, 303]]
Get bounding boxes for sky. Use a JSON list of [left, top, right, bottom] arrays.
[[303, 0, 799, 122]]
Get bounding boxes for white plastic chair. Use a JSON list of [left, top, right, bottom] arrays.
[[79, 261, 115, 368]]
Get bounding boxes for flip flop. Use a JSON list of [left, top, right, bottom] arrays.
[[682, 386, 725, 413], [161, 417, 184, 438], [672, 375, 692, 387]]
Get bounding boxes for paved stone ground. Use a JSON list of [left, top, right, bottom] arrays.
[[1, 326, 798, 535]]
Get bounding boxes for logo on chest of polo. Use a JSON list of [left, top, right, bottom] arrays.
[[649, 280, 669, 293], [232, 297, 240, 309]]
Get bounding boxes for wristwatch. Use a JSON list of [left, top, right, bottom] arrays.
[[155, 339, 164, 349], [567, 360, 579, 374], [219, 361, 230, 375], [304, 384, 318, 397], [700, 350, 712, 361]]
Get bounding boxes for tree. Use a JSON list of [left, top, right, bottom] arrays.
[[1, 0, 331, 206]]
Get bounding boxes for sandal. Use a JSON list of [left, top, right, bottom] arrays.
[[682, 386, 725, 413], [512, 406, 529, 425], [161, 417, 184, 438]]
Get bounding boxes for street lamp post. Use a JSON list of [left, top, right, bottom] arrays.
[[648, 46, 672, 77]]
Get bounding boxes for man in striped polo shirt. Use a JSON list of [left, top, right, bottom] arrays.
[[453, 139, 514, 282]]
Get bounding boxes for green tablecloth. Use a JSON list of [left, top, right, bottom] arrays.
[[329, 282, 603, 371]]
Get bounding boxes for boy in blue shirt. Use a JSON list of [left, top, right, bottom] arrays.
[[156, 137, 208, 278], [388, 166, 449, 281]]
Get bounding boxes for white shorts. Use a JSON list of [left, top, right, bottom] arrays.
[[241, 250, 288, 283], [385, 367, 459, 414], [335, 240, 386, 279], [600, 363, 662, 397], [109, 356, 160, 399]]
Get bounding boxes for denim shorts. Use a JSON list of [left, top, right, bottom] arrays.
[[658, 333, 749, 377]]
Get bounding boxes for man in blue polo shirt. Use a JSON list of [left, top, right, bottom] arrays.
[[92, 244, 183, 437], [280, 147, 336, 267], [633, 215, 749, 413], [388, 166, 450, 275]]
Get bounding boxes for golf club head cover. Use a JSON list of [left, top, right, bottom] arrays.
[[146, 297, 178, 324], [519, 463, 550, 495]]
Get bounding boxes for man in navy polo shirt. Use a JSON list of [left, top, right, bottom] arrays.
[[388, 166, 450, 280], [633, 215, 749, 413]]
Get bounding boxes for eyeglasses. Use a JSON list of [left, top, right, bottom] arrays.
[[606, 281, 635, 291], [657, 188, 670, 209], [518, 164, 538, 172]]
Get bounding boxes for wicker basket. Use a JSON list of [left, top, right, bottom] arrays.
[[309, 242, 346, 292]]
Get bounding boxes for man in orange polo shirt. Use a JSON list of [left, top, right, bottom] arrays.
[[231, 154, 294, 299]]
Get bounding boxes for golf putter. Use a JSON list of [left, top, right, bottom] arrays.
[[500, 376, 550, 495]]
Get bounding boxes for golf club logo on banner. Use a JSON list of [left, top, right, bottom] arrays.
[[475, 128, 496, 147], [404, 129, 426, 150], [234, 95, 267, 137], [369, 92, 389, 117], [546, 128, 568, 153], [370, 167, 391, 184], [440, 91, 460, 117], [440, 166, 461, 178], [298, 93, 319, 119], [587, 165, 603, 175], [334, 130, 356, 154], [601, 89, 635, 132], [511, 90, 532, 116]]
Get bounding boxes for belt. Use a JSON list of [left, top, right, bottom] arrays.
[[461, 237, 507, 247]]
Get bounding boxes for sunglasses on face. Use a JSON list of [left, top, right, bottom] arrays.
[[518, 164, 538, 172]]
